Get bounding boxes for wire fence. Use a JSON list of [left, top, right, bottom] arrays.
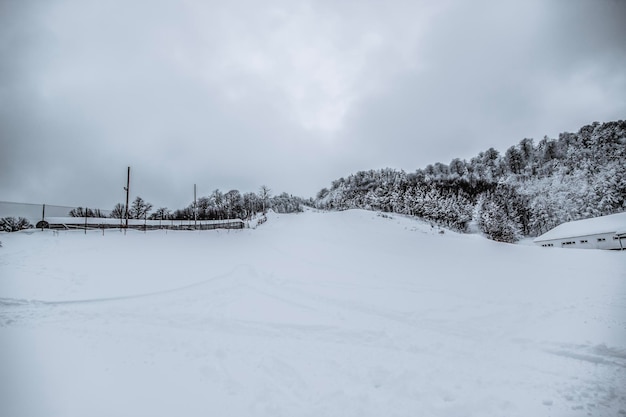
[[0, 201, 244, 231], [0, 201, 111, 225]]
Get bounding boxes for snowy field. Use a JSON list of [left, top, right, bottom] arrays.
[[1, 209, 625, 417]]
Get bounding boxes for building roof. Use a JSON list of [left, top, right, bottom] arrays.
[[534, 211, 626, 242]]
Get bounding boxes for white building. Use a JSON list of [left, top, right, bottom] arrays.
[[534, 212, 626, 250]]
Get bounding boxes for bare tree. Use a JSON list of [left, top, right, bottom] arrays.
[[224, 190, 242, 219], [150, 207, 171, 220], [259, 185, 271, 214], [130, 196, 153, 219], [69, 207, 96, 217], [196, 197, 211, 220], [242, 192, 260, 219], [211, 189, 224, 219], [110, 203, 125, 219]]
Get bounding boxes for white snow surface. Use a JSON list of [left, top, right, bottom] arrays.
[[534, 211, 626, 242], [1, 209, 625, 417]]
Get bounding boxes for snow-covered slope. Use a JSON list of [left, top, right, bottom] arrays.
[[1, 209, 625, 417]]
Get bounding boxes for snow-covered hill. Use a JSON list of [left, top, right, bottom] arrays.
[[1, 209, 625, 417]]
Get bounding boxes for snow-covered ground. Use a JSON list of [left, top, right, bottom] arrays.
[[1, 209, 625, 417]]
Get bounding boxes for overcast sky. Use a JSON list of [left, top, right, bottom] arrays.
[[1, 0, 625, 210]]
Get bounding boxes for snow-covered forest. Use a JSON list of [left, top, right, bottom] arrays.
[[314, 120, 626, 242], [168, 190, 305, 220]]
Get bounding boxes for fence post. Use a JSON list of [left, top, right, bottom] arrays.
[[41, 204, 46, 231], [84, 208, 88, 234]]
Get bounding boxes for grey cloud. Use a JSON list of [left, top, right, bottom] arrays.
[[1, 0, 625, 209], [343, 0, 626, 171]]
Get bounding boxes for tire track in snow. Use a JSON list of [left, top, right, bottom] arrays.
[[0, 264, 254, 308], [542, 342, 626, 369]]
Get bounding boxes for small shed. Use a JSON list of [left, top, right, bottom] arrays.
[[534, 212, 626, 250]]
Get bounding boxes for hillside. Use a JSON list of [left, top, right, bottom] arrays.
[[314, 120, 626, 242], [1, 209, 625, 417]]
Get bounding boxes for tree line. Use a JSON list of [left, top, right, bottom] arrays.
[[3, 185, 304, 233], [101, 185, 305, 222], [314, 120, 626, 242]]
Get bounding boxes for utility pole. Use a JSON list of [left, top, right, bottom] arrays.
[[194, 183, 197, 230], [124, 166, 130, 229]]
